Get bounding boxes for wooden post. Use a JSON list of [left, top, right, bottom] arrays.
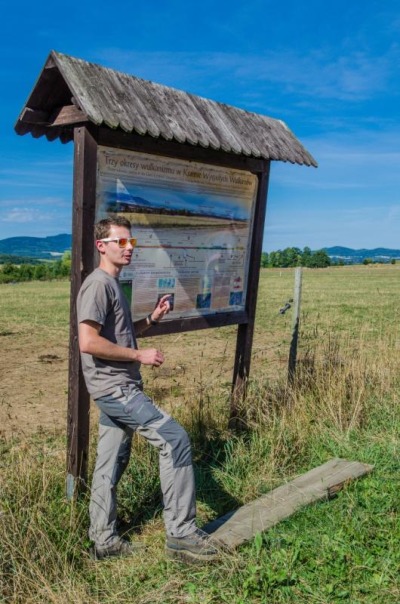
[[288, 267, 303, 384], [229, 162, 270, 429], [66, 126, 97, 499]]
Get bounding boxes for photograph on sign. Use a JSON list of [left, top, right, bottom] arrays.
[[96, 147, 257, 322]]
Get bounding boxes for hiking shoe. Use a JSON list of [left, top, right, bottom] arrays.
[[165, 528, 221, 563], [91, 539, 146, 560]]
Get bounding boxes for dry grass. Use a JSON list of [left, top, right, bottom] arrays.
[[1, 266, 399, 602]]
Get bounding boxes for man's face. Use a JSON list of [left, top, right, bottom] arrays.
[[97, 225, 134, 267]]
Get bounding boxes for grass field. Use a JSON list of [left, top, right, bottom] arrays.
[[0, 266, 399, 603]]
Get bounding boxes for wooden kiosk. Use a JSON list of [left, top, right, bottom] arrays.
[[15, 51, 317, 494]]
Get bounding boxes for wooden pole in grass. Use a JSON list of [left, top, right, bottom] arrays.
[[229, 163, 271, 428], [288, 267, 303, 384], [66, 126, 97, 499]]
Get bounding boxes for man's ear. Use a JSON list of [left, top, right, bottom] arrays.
[[95, 240, 105, 254]]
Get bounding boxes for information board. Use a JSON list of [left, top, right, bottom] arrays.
[[96, 146, 258, 321]]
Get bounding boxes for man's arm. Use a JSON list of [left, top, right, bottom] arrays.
[[78, 320, 165, 366]]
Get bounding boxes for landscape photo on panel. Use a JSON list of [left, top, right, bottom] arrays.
[[96, 147, 257, 321]]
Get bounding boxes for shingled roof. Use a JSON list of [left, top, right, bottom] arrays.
[[15, 51, 317, 167]]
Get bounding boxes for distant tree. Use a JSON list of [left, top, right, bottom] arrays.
[[261, 252, 269, 268], [33, 264, 48, 280], [261, 246, 331, 268], [19, 264, 35, 281], [2, 262, 16, 276], [0, 263, 21, 283], [0, 254, 41, 265], [301, 247, 312, 267], [307, 249, 331, 268], [390, 258, 396, 265], [282, 247, 302, 267], [61, 250, 72, 276], [363, 258, 372, 265], [269, 250, 282, 267]]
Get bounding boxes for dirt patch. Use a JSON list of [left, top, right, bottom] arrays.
[[0, 278, 291, 440], [0, 331, 69, 438], [0, 324, 241, 439]]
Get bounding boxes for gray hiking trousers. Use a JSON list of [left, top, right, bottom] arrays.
[[89, 384, 197, 548]]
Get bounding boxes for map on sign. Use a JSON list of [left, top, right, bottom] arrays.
[[96, 146, 257, 322]]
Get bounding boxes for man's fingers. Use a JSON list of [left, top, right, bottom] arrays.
[[154, 350, 164, 366], [158, 295, 171, 308]]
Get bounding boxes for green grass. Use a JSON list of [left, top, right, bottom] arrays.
[[0, 266, 399, 603], [0, 280, 70, 336]]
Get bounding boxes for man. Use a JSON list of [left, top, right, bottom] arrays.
[[77, 216, 218, 563]]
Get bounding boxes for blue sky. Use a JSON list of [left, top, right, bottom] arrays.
[[1, 0, 399, 251]]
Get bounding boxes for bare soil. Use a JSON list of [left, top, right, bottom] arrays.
[[0, 320, 246, 439]]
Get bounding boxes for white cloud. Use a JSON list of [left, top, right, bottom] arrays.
[[0, 196, 72, 239], [93, 46, 399, 104], [1, 208, 49, 224], [0, 196, 70, 211], [268, 126, 400, 196], [0, 197, 71, 231]]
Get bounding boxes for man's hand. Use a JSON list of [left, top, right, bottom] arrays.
[[137, 348, 165, 367], [151, 294, 171, 322], [79, 321, 165, 366]]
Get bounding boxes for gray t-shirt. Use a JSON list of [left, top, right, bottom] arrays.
[[77, 267, 142, 398]]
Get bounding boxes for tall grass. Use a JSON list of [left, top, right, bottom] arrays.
[[1, 268, 399, 602]]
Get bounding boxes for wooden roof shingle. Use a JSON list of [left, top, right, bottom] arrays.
[[15, 51, 317, 167]]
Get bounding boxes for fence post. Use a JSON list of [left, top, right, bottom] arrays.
[[288, 267, 303, 384], [66, 126, 97, 499]]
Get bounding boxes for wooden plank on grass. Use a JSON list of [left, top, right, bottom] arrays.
[[204, 458, 373, 549]]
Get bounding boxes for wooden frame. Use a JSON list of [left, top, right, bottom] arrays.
[[66, 124, 270, 493]]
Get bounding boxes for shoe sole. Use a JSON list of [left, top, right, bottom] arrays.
[[165, 545, 219, 564]]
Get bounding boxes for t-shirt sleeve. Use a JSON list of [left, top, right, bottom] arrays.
[[77, 279, 110, 326]]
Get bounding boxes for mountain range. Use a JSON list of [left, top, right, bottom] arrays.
[[325, 246, 400, 262], [0, 235, 399, 263], [0, 234, 72, 258]]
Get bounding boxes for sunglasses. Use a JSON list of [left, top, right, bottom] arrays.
[[98, 237, 137, 248]]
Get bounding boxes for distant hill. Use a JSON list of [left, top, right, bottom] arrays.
[[0, 234, 71, 258], [0, 234, 399, 264], [324, 247, 400, 263]]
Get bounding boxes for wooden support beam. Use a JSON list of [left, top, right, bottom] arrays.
[[20, 105, 88, 128], [137, 310, 248, 338], [49, 105, 88, 126], [204, 458, 374, 549], [66, 126, 97, 499], [20, 107, 49, 124], [230, 163, 271, 428]]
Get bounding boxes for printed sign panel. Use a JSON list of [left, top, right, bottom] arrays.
[[96, 146, 257, 322]]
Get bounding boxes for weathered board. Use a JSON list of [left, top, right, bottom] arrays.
[[204, 458, 374, 549], [15, 51, 318, 168]]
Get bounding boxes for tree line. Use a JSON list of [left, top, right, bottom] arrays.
[[0, 252, 71, 284], [0, 247, 332, 284], [1, 247, 395, 284], [261, 247, 331, 268]]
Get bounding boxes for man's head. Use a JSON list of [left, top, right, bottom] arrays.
[[94, 216, 135, 273]]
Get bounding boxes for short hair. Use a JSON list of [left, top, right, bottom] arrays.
[[94, 216, 132, 240]]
